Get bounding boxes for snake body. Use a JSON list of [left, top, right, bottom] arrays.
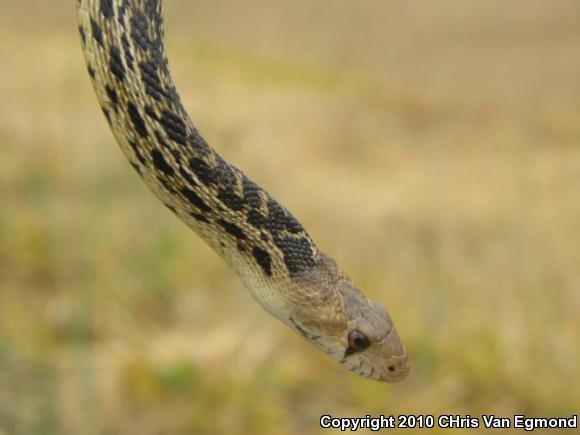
[[77, 0, 409, 382]]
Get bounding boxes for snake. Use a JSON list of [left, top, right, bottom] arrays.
[[76, 0, 409, 382]]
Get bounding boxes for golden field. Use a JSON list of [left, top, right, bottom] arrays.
[[1, 1, 579, 434]]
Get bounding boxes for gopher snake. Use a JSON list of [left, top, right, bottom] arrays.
[[77, 0, 409, 382]]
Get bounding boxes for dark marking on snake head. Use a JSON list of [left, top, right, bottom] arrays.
[[252, 247, 272, 276], [127, 102, 148, 137], [289, 317, 321, 340], [151, 149, 174, 176]]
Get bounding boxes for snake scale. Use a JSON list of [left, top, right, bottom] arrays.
[[77, 0, 409, 382]]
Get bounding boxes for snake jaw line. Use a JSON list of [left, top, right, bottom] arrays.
[[77, 0, 408, 383]]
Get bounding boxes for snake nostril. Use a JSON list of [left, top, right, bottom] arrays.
[[388, 365, 396, 372]]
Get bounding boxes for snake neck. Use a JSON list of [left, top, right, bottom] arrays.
[[77, 0, 323, 297]]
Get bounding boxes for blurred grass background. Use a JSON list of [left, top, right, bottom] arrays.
[[1, 0, 580, 434]]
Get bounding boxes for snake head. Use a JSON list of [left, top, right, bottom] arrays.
[[338, 295, 409, 382], [287, 257, 409, 383]]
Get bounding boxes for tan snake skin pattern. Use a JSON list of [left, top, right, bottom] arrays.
[[77, 0, 409, 382]]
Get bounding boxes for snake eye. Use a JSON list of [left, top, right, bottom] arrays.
[[347, 330, 371, 352]]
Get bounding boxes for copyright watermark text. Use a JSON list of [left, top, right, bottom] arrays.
[[320, 414, 578, 432]]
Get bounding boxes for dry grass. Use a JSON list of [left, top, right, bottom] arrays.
[[1, 1, 579, 434]]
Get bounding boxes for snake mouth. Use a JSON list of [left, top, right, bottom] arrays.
[[340, 327, 410, 382], [341, 352, 410, 383]]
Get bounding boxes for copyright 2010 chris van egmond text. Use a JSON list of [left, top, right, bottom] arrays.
[[320, 414, 577, 432]]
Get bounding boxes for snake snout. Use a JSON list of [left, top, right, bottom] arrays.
[[382, 354, 410, 382], [376, 328, 410, 382]]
